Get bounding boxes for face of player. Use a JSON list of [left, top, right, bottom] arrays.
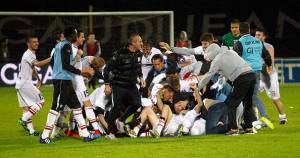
[[174, 100, 188, 114], [131, 35, 143, 51], [76, 32, 85, 46], [201, 41, 210, 50], [255, 31, 266, 42], [27, 37, 39, 51], [231, 23, 240, 37], [59, 33, 65, 41], [142, 44, 151, 56], [152, 59, 164, 72], [163, 89, 174, 101]]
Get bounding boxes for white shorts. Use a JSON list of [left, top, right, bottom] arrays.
[[163, 114, 183, 135], [260, 71, 280, 100], [72, 75, 89, 104], [182, 109, 200, 130], [16, 81, 44, 108], [89, 85, 110, 111], [190, 118, 206, 136]]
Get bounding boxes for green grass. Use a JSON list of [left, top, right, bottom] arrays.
[[0, 85, 300, 158]]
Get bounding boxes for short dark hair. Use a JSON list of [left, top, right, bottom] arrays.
[[255, 27, 268, 37], [231, 19, 240, 24], [77, 29, 83, 36], [64, 26, 78, 42], [151, 54, 164, 62], [52, 30, 63, 42], [167, 53, 181, 63], [200, 33, 214, 42], [239, 22, 250, 34], [26, 33, 38, 43], [164, 76, 180, 93], [127, 33, 140, 44], [143, 40, 152, 48], [166, 63, 181, 75]]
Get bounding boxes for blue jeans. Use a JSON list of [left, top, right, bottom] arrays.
[[253, 71, 269, 118], [206, 102, 228, 134]]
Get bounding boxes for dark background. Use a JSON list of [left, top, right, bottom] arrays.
[[0, 0, 299, 60]]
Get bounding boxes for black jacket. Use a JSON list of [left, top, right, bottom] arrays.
[[103, 47, 143, 86]]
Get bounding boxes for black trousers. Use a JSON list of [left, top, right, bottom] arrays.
[[107, 84, 141, 134], [51, 80, 81, 112], [225, 72, 256, 130]]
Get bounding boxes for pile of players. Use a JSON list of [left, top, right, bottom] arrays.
[[16, 19, 287, 144]]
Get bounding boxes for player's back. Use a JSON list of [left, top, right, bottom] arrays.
[[214, 50, 252, 81]]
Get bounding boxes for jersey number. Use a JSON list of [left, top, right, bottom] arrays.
[[247, 47, 253, 54]]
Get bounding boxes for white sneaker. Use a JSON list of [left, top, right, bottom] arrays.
[[105, 133, 116, 140], [252, 120, 265, 130], [127, 130, 137, 138], [115, 119, 125, 133], [149, 129, 160, 138]]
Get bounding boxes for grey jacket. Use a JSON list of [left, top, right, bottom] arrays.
[[198, 50, 253, 90]]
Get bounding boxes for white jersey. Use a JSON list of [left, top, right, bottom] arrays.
[[180, 78, 199, 92], [260, 42, 280, 100], [141, 47, 162, 80], [15, 49, 36, 89], [72, 44, 82, 70], [193, 46, 204, 55], [71, 44, 91, 102], [81, 56, 91, 69], [163, 109, 200, 136], [264, 42, 276, 72], [264, 42, 274, 53], [182, 55, 197, 64], [15, 49, 44, 107]]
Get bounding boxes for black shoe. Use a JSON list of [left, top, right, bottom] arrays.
[[83, 134, 98, 142], [225, 129, 239, 136], [279, 118, 287, 125], [29, 131, 40, 136], [244, 128, 257, 135], [40, 137, 54, 144]]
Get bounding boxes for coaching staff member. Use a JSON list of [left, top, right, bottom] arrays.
[[103, 33, 145, 137]]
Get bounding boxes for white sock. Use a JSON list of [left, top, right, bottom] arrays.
[[69, 113, 76, 130], [41, 110, 58, 139], [156, 117, 166, 134], [98, 123, 106, 134], [57, 112, 66, 127], [133, 123, 143, 134], [22, 103, 43, 121], [73, 108, 90, 137], [51, 126, 61, 137], [26, 119, 35, 134], [279, 114, 287, 120], [85, 107, 100, 131]]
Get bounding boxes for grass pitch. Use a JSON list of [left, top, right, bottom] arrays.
[[0, 85, 300, 158]]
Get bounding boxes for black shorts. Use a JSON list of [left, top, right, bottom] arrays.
[[112, 85, 141, 110], [51, 79, 81, 111]]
